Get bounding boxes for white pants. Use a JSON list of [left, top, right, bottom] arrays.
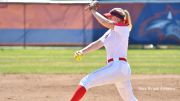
[[80, 60, 138, 101]]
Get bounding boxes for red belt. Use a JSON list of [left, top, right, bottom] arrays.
[[108, 57, 127, 63]]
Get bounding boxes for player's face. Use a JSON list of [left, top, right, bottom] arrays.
[[111, 16, 122, 23]]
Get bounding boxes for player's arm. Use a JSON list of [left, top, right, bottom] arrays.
[[124, 10, 132, 30], [91, 9, 115, 30], [81, 39, 103, 55], [74, 40, 103, 61]]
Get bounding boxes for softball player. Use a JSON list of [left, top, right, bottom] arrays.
[[70, 2, 138, 101]]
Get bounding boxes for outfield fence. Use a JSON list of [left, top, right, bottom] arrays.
[[0, 0, 179, 47]]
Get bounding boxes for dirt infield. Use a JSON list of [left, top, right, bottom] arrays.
[[0, 74, 179, 101]]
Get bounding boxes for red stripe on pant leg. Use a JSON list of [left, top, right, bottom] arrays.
[[70, 85, 86, 101]]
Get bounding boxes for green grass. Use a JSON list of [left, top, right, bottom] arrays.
[[0, 48, 179, 74]]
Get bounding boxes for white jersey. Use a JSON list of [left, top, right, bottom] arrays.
[[99, 23, 130, 60], [80, 23, 138, 101]]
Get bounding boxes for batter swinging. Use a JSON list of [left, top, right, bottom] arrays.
[[70, 1, 138, 101]]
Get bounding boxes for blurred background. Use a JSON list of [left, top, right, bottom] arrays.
[[0, 0, 179, 48]]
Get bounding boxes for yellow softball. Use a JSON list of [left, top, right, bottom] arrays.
[[74, 55, 82, 61]]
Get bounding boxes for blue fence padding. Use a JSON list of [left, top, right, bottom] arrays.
[[92, 29, 107, 41], [0, 29, 93, 45], [0, 29, 24, 43]]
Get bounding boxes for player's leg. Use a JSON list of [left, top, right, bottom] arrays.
[[115, 80, 138, 101], [80, 61, 124, 90], [70, 62, 118, 101], [70, 85, 86, 101], [70, 63, 113, 101], [80, 63, 117, 89]]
